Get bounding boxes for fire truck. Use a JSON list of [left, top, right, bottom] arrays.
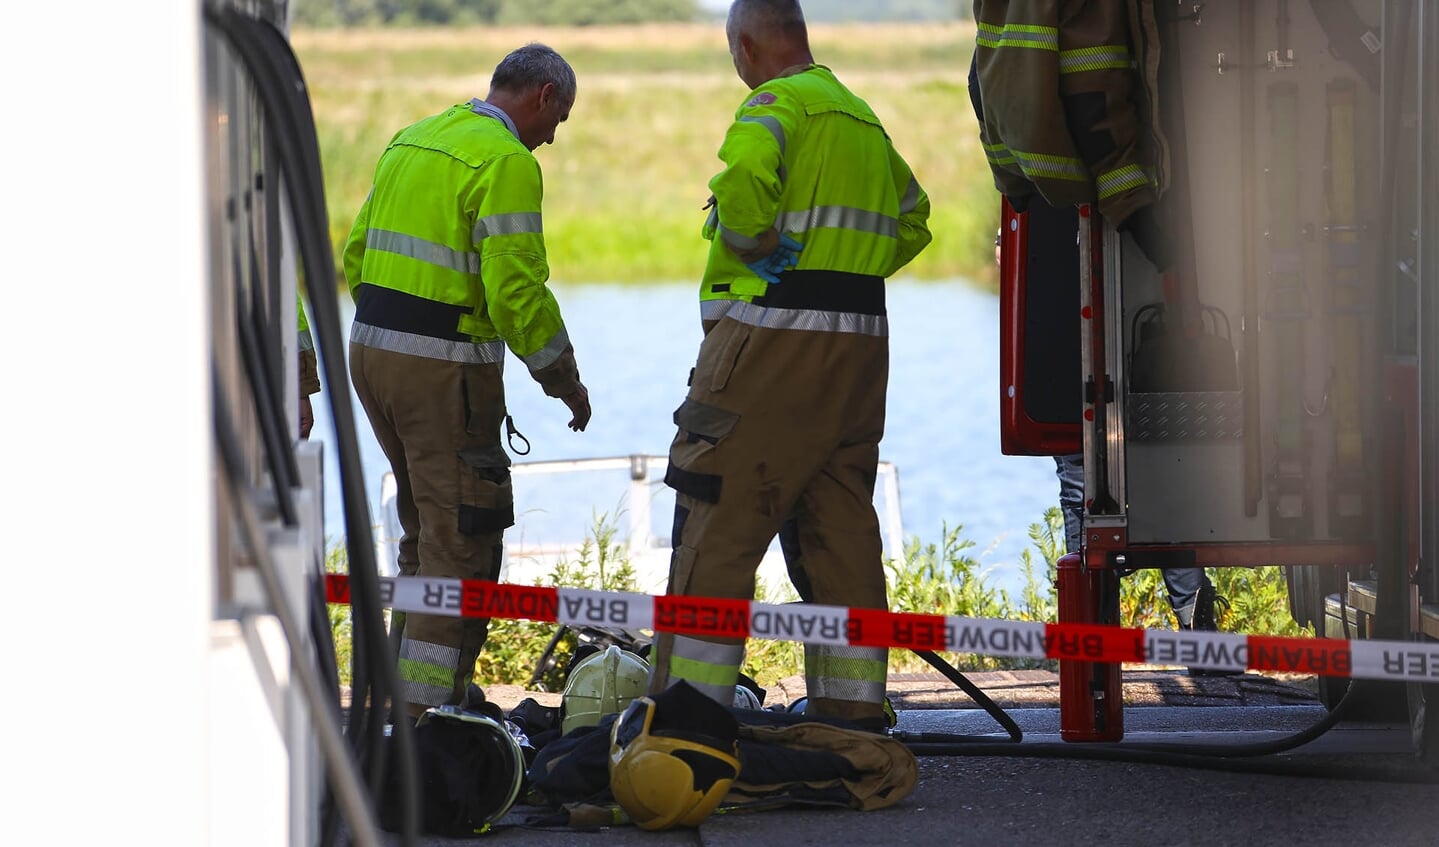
[[998, 0, 1438, 748]]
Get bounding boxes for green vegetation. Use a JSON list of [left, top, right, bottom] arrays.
[[798, 0, 968, 23], [326, 508, 1313, 693], [476, 515, 639, 689], [292, 0, 703, 28], [293, 22, 1001, 288], [291, 0, 970, 27]]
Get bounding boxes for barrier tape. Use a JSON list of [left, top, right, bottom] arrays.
[[325, 574, 1439, 683]]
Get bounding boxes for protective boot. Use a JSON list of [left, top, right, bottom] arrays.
[[1186, 582, 1242, 676], [1191, 582, 1219, 632]]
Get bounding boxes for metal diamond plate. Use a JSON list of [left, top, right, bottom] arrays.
[[1128, 391, 1245, 441]]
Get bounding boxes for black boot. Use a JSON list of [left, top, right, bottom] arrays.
[[1187, 582, 1242, 676], [1192, 581, 1219, 631]]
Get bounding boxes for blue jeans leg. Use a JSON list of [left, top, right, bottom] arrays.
[[1163, 567, 1212, 627], [1054, 453, 1085, 554]]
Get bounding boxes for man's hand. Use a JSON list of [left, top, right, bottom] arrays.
[[736, 229, 803, 283], [771, 234, 803, 270], [731, 227, 781, 264], [300, 394, 314, 440], [560, 383, 591, 432]]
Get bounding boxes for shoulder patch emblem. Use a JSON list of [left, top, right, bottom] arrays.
[[745, 92, 777, 107]]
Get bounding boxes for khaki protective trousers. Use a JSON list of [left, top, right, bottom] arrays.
[[349, 342, 513, 717], [649, 313, 891, 721]]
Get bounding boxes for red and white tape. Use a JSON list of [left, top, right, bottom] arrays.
[[325, 574, 1439, 682]]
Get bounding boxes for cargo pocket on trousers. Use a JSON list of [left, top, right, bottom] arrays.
[[664, 398, 739, 504], [697, 321, 751, 393], [668, 545, 698, 596], [457, 444, 514, 535]]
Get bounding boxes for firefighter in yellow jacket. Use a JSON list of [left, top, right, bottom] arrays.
[[971, 0, 1170, 268], [647, 0, 931, 726], [297, 293, 319, 440], [344, 44, 591, 719]]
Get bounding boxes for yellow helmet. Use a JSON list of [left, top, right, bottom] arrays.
[[608, 684, 741, 831], [560, 644, 651, 735]]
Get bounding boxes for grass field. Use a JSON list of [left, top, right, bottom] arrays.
[[294, 23, 999, 285]]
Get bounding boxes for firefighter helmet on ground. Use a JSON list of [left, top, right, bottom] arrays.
[[402, 705, 526, 835], [608, 683, 741, 831], [560, 644, 651, 735], [732, 683, 762, 711]]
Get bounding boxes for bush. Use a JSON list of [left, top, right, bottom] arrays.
[[476, 514, 641, 691], [886, 512, 1062, 674], [325, 506, 1314, 693], [325, 544, 356, 687]]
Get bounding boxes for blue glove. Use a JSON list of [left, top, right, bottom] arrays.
[[744, 234, 804, 284], [744, 256, 784, 284], [771, 234, 804, 274]]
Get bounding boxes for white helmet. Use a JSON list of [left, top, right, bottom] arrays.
[[732, 684, 762, 711], [560, 644, 651, 735]]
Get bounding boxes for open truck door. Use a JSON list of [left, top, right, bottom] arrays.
[[995, 0, 1439, 752]]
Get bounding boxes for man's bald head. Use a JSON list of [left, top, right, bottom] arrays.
[[725, 0, 813, 89]]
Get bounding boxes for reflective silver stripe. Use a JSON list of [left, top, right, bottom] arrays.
[[298, 330, 315, 352], [522, 325, 570, 372], [739, 114, 786, 156], [369, 228, 479, 274], [777, 205, 898, 238], [977, 22, 1059, 51], [719, 223, 760, 251], [723, 299, 888, 337], [1011, 149, 1088, 182], [398, 638, 463, 708], [398, 677, 452, 710], [352, 321, 506, 364], [700, 298, 737, 322], [668, 635, 744, 705], [804, 644, 888, 704], [1096, 163, 1152, 199], [473, 212, 543, 242], [400, 638, 462, 666], [899, 177, 921, 214], [983, 142, 1017, 167], [671, 634, 744, 665], [1059, 45, 1132, 74]]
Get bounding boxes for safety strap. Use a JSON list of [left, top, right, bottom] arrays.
[[1323, 78, 1367, 537], [1265, 81, 1312, 539]]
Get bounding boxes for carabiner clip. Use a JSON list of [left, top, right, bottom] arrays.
[[505, 414, 531, 456]]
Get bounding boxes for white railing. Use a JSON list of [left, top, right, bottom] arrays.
[[374, 454, 905, 596]]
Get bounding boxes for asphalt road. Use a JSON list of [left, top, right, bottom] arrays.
[[354, 671, 1439, 847]]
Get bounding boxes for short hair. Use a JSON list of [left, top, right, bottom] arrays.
[[726, 0, 808, 45], [490, 43, 577, 105]]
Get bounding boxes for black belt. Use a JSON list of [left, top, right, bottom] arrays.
[[353, 283, 472, 341], [749, 270, 885, 316]]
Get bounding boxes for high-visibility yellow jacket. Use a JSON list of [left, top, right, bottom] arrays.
[[701, 65, 932, 303], [343, 99, 577, 395], [972, 0, 1158, 226]]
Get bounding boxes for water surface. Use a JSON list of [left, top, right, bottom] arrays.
[[311, 279, 1059, 598]]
